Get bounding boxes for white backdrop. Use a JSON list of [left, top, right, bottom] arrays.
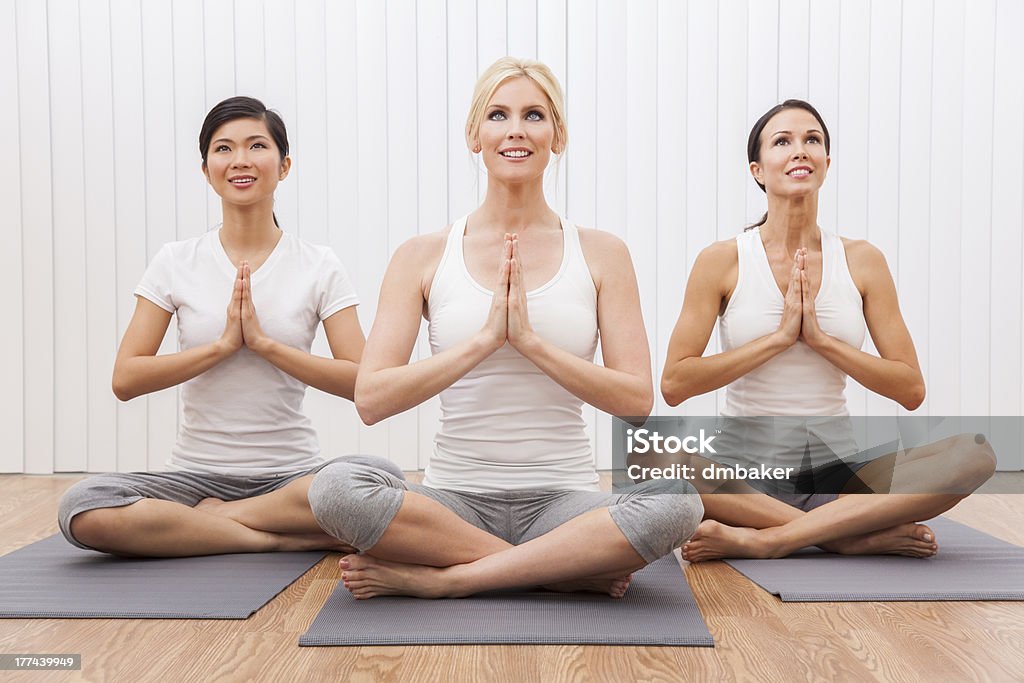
[[2, 0, 1022, 474]]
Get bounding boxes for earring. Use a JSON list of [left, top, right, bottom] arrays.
[[473, 143, 481, 153]]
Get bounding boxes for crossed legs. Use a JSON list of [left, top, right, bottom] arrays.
[[307, 464, 703, 599], [682, 433, 997, 561]]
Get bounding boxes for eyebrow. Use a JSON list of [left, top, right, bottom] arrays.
[[770, 129, 823, 137], [487, 103, 550, 111], [212, 135, 271, 145]]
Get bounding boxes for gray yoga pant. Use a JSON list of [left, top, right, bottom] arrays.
[[307, 461, 704, 563], [58, 455, 404, 550]]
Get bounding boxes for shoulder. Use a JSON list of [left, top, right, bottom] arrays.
[[575, 228, 636, 294], [840, 237, 887, 267], [839, 237, 892, 294], [695, 237, 739, 268], [577, 227, 632, 269], [839, 236, 889, 275], [159, 232, 209, 260], [387, 227, 452, 298], [390, 228, 450, 267]]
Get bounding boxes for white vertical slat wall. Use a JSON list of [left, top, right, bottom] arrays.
[[3, 0, 1022, 474]]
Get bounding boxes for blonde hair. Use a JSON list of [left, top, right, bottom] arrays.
[[465, 57, 568, 154]]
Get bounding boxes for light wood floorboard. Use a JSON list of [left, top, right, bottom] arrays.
[[1, 474, 1023, 682]]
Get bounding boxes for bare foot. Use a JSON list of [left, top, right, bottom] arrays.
[[339, 555, 458, 599], [194, 497, 226, 512], [821, 523, 938, 558], [542, 574, 632, 598], [681, 520, 779, 562]]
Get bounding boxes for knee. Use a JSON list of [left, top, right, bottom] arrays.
[[627, 479, 704, 557], [307, 462, 402, 545], [956, 434, 997, 492], [65, 507, 124, 552], [333, 454, 406, 481], [659, 479, 704, 542], [58, 480, 116, 550]]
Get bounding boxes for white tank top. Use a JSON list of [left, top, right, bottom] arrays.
[[422, 215, 601, 492], [719, 228, 866, 416]]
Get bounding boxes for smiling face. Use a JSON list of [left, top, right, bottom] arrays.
[[750, 107, 830, 198], [202, 117, 291, 205], [474, 76, 559, 184]]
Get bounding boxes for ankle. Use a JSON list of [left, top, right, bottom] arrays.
[[758, 526, 796, 559]]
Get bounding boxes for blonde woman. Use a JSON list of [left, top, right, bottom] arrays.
[[307, 58, 703, 599]]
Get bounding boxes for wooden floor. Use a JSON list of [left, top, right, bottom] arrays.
[[2, 474, 1024, 682]]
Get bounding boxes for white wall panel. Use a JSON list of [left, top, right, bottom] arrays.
[[324, 0, 363, 459], [141, 0, 180, 471], [684, 0, 718, 418], [865, 0, 902, 419], [991, 0, 1024, 469], [49, 0, 88, 471], [234, 0, 266, 97], [18, 0, 55, 474], [354, 0, 390, 456], [566, 0, 599, 460], [0, 0, 25, 473], [836, 0, 870, 416], [897, 0, 933, 417], [385, 0, 421, 469], [508, 0, 537, 60], [960, 0, 995, 418], [654, 0, 687, 418], [81, 0, 119, 473], [626, 0, 658, 410], [110, 0, 149, 472], [8, 0, 1024, 473], [415, 0, 447, 469]]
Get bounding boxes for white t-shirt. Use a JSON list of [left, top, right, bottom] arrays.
[[135, 228, 359, 476]]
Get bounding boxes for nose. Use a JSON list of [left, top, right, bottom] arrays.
[[506, 120, 526, 140], [231, 149, 252, 167]]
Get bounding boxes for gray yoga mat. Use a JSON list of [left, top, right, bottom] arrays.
[[725, 517, 1024, 601], [0, 534, 326, 618], [299, 553, 714, 646]]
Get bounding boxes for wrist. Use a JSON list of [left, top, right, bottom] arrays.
[[212, 338, 236, 361], [806, 330, 832, 353], [475, 329, 505, 355], [512, 331, 542, 357], [249, 335, 275, 357], [768, 330, 795, 352]]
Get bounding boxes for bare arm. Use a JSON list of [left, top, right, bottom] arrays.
[[249, 308, 366, 401], [800, 241, 925, 410], [509, 231, 653, 418], [235, 261, 366, 400], [660, 242, 803, 406], [354, 233, 511, 425], [112, 269, 243, 401]]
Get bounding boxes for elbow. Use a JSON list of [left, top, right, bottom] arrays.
[[660, 376, 687, 408], [900, 382, 926, 411], [627, 388, 654, 421], [353, 379, 385, 426], [111, 373, 135, 402]]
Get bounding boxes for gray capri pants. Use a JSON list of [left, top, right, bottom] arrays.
[[58, 455, 404, 550], [307, 462, 704, 563]]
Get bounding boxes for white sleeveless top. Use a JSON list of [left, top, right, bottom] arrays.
[[719, 228, 866, 416], [422, 216, 601, 492]]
